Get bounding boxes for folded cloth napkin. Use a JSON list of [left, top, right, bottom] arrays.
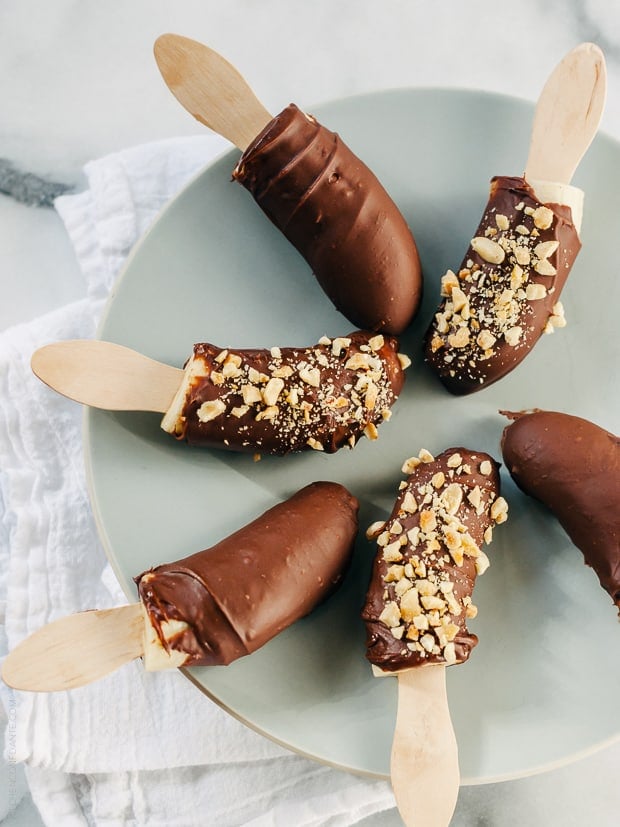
[[0, 137, 395, 825]]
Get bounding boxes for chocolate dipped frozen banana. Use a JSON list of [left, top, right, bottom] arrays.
[[233, 104, 423, 335], [424, 176, 581, 394], [0, 482, 359, 690], [136, 481, 358, 668], [501, 409, 620, 611], [362, 447, 508, 673], [423, 43, 606, 395], [161, 330, 409, 455]]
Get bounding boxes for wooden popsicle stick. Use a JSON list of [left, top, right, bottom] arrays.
[[1, 604, 144, 692], [154, 33, 273, 152], [525, 42, 606, 185], [31, 340, 183, 412], [391, 666, 459, 827]]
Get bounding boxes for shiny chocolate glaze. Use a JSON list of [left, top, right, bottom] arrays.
[[171, 330, 407, 455], [424, 176, 581, 394], [233, 104, 422, 334], [501, 410, 620, 610], [135, 481, 359, 666], [362, 447, 505, 672]]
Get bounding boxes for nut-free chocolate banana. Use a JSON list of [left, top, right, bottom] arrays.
[[136, 482, 358, 669], [234, 104, 423, 335], [501, 410, 620, 611]]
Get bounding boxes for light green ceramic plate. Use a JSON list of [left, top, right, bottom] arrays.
[[85, 89, 620, 783]]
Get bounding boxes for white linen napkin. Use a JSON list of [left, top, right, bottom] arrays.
[[0, 137, 395, 825]]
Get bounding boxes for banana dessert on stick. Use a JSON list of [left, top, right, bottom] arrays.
[[2, 482, 358, 690], [424, 43, 606, 394], [501, 410, 620, 611], [137, 481, 358, 668], [32, 331, 410, 456], [363, 447, 507, 671], [162, 330, 408, 453], [154, 34, 422, 335], [231, 103, 422, 335], [362, 447, 508, 826]]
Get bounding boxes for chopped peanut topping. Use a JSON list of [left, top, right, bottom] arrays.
[[373, 450, 508, 666], [426, 185, 576, 387]]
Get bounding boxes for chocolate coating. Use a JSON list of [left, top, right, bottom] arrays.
[[501, 410, 620, 610], [135, 481, 359, 667], [362, 448, 506, 672], [168, 330, 407, 455], [424, 176, 581, 394], [233, 104, 422, 334]]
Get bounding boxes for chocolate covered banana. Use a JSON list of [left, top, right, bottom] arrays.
[[136, 481, 358, 669], [362, 447, 507, 673], [233, 104, 423, 334], [161, 330, 409, 455], [424, 176, 582, 394], [501, 410, 620, 611]]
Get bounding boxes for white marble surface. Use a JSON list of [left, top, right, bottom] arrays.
[[1, 0, 619, 824]]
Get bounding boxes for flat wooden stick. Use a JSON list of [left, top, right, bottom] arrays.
[[525, 42, 606, 184], [1, 604, 144, 692], [391, 666, 459, 827], [154, 33, 273, 151], [31, 340, 183, 412]]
